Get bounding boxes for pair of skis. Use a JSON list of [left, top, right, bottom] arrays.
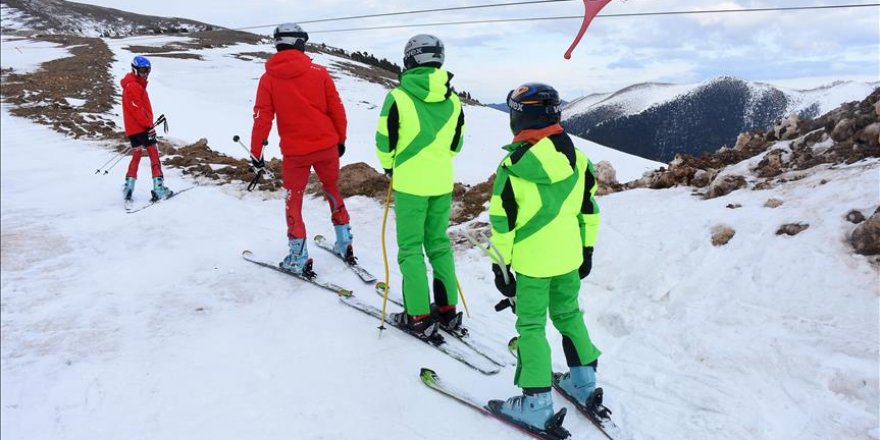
[[125, 186, 195, 213], [241, 234, 376, 296], [421, 367, 625, 440], [242, 237, 504, 375], [373, 281, 512, 369]]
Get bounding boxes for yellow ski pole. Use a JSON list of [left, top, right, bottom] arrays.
[[455, 280, 471, 318], [378, 175, 394, 331]]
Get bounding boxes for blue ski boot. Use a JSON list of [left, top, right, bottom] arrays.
[[151, 176, 173, 201], [490, 391, 555, 430], [280, 238, 314, 277], [556, 365, 596, 406], [333, 224, 354, 262], [122, 177, 136, 201]]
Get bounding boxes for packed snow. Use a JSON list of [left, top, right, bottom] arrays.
[[2, 32, 878, 440]]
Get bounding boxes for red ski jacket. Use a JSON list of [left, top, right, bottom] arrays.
[[121, 72, 154, 136], [250, 50, 347, 159]]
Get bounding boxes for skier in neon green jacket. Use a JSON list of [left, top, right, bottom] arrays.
[[375, 34, 465, 339], [486, 83, 603, 432]]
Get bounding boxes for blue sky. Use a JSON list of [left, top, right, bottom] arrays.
[[76, 0, 879, 102]]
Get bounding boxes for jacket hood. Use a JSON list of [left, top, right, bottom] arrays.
[[121, 72, 147, 88], [399, 67, 453, 103], [266, 49, 311, 79], [501, 130, 574, 185]]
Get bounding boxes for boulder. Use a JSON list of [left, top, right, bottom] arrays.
[[707, 174, 747, 199], [711, 224, 736, 246], [850, 212, 880, 255], [776, 223, 809, 236]]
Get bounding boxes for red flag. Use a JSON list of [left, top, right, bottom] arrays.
[[564, 0, 613, 59]]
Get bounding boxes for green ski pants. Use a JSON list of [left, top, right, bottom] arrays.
[[513, 269, 601, 389], [394, 191, 458, 316]]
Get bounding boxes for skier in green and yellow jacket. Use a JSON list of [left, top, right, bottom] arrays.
[[485, 83, 603, 432], [375, 34, 465, 340]]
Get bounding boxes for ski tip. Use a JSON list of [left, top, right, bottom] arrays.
[[375, 281, 387, 291], [337, 288, 353, 297], [419, 367, 438, 382], [241, 250, 253, 257], [508, 336, 518, 349]]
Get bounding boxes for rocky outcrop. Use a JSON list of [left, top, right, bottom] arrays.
[[624, 88, 879, 199], [850, 210, 880, 255]]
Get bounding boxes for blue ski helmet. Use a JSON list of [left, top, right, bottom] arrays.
[[131, 56, 151, 75], [506, 82, 562, 134]]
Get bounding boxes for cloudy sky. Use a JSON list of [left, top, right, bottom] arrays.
[[76, 0, 879, 102]]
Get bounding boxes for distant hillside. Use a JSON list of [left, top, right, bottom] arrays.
[[0, 0, 255, 39], [562, 77, 878, 162]]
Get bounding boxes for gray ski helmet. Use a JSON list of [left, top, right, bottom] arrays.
[[403, 34, 444, 69], [274, 22, 308, 50]]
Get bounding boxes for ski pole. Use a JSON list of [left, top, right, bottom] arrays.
[[94, 146, 132, 174], [378, 174, 394, 332], [232, 135, 275, 180], [455, 280, 471, 319], [464, 231, 515, 312], [102, 150, 131, 174]]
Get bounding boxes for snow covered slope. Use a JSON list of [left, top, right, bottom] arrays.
[[2, 16, 878, 440]]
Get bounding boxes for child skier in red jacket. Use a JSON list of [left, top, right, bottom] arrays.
[[121, 55, 172, 202]]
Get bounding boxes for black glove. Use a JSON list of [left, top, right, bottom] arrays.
[[492, 263, 516, 297], [579, 247, 593, 279], [147, 129, 157, 145], [338, 143, 345, 157], [383, 168, 393, 178], [251, 157, 266, 172]]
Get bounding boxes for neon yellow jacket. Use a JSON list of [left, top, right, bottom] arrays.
[[376, 67, 465, 196], [489, 129, 600, 278]]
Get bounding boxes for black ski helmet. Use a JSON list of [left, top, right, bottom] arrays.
[[274, 22, 308, 51], [506, 82, 562, 134], [403, 34, 444, 69]]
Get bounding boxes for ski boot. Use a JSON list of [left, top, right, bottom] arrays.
[[122, 177, 136, 201], [280, 238, 315, 278], [488, 391, 569, 437], [332, 224, 354, 264], [555, 365, 596, 407], [150, 176, 173, 201], [432, 303, 466, 336], [390, 312, 443, 344]]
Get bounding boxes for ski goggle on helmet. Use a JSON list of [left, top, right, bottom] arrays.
[[131, 55, 151, 75], [507, 83, 562, 133], [274, 22, 308, 49], [506, 83, 561, 115]]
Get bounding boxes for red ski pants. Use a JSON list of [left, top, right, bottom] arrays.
[[125, 145, 162, 179], [282, 146, 350, 239]]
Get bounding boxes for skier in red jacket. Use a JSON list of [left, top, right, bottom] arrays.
[[121, 55, 172, 202], [250, 23, 351, 276]]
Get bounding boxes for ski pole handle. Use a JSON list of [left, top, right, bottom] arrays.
[[153, 114, 168, 133], [464, 231, 510, 285], [233, 135, 274, 179]]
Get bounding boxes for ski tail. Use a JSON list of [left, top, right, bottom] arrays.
[[552, 372, 624, 440]]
